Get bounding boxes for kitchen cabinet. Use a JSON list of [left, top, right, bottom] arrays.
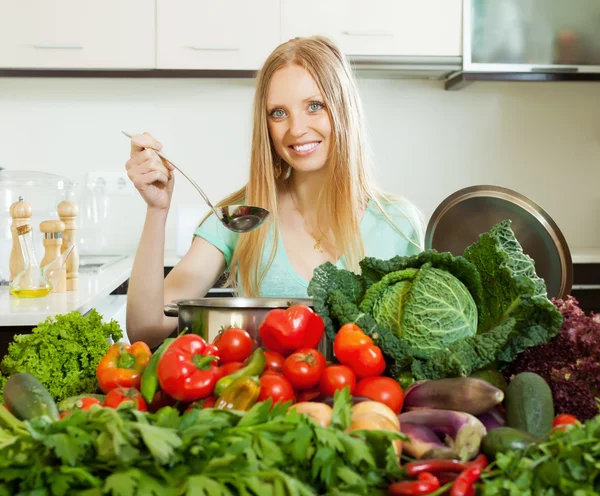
[[0, 0, 155, 69], [281, 0, 462, 58], [156, 0, 280, 70]]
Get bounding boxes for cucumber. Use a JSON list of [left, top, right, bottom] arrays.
[[3, 373, 60, 421], [504, 372, 554, 438], [481, 427, 537, 459]]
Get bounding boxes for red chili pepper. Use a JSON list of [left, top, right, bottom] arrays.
[[96, 342, 152, 393], [388, 477, 440, 496], [417, 473, 440, 485], [468, 454, 488, 471], [450, 467, 481, 496], [436, 472, 459, 485], [405, 459, 467, 477], [157, 334, 220, 402]]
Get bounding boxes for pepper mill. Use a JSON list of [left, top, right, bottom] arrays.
[[9, 197, 32, 282], [40, 220, 67, 293], [58, 200, 79, 291]]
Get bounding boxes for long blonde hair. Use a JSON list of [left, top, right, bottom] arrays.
[[203, 36, 423, 296]]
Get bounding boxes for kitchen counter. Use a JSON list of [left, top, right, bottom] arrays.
[[571, 248, 600, 265], [0, 255, 135, 327]]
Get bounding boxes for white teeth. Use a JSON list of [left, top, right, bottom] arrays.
[[293, 142, 318, 152]]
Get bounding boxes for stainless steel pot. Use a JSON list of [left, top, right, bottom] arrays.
[[164, 297, 333, 359]]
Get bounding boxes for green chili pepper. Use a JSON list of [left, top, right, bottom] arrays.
[[213, 348, 266, 396], [140, 338, 175, 403]]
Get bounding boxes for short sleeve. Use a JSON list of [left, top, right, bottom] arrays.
[[194, 213, 239, 269], [367, 197, 426, 257]]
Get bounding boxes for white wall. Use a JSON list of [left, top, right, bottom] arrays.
[[1, 76, 599, 257]]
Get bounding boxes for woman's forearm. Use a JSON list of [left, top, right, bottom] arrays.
[[126, 207, 174, 345]]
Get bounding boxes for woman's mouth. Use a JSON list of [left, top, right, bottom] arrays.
[[289, 141, 321, 157]]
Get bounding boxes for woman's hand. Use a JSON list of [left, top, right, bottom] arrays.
[[126, 132, 175, 211]]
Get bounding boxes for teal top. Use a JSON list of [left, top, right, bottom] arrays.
[[194, 199, 424, 298]]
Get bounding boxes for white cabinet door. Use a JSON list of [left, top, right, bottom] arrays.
[[281, 0, 462, 57], [157, 0, 280, 70], [0, 0, 155, 69]]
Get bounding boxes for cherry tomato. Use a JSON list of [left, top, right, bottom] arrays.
[[264, 350, 286, 373], [283, 348, 326, 390], [215, 361, 244, 381], [74, 397, 102, 411], [257, 373, 295, 404], [553, 414, 579, 431], [319, 365, 356, 397], [186, 395, 217, 413], [352, 346, 386, 379], [148, 390, 178, 413], [213, 328, 253, 363], [104, 387, 148, 412], [296, 388, 321, 402], [354, 376, 404, 414]]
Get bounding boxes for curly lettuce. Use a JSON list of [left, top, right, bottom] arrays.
[[307, 220, 563, 380], [0, 309, 123, 403]]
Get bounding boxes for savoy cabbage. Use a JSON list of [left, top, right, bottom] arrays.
[[307, 220, 563, 379]]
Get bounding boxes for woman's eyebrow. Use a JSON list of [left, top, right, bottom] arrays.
[[303, 95, 323, 102]]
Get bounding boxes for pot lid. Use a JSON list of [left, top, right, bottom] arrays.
[[425, 185, 572, 300]]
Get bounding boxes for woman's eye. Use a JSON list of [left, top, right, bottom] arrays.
[[270, 109, 286, 119], [309, 102, 324, 112]]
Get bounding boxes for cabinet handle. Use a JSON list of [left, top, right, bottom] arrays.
[[572, 284, 600, 290], [33, 43, 84, 50], [185, 45, 240, 52], [341, 30, 393, 38]]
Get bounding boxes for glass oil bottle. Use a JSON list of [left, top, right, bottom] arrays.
[[9, 224, 52, 298]]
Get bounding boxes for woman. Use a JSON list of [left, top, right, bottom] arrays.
[[125, 36, 424, 347]]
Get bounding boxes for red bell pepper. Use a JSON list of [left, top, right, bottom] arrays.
[[96, 342, 152, 394], [157, 334, 219, 402], [258, 304, 324, 356]]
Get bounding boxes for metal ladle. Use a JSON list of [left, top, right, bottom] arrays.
[[122, 131, 270, 233]]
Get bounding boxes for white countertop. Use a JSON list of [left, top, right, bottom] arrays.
[[0, 256, 134, 327], [571, 248, 600, 265]]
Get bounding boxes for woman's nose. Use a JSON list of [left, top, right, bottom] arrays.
[[288, 113, 309, 137]]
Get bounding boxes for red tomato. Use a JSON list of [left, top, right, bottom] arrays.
[[215, 361, 244, 381], [283, 348, 326, 390], [296, 388, 321, 402], [334, 323, 372, 363], [74, 397, 103, 411], [553, 414, 579, 431], [333, 323, 385, 379], [213, 328, 253, 363], [148, 390, 178, 413], [354, 376, 404, 414], [319, 365, 356, 397], [264, 350, 286, 373], [259, 305, 324, 356], [258, 373, 295, 404], [352, 346, 386, 379], [104, 387, 148, 412], [204, 343, 220, 357]]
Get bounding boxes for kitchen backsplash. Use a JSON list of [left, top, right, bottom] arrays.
[[1, 77, 599, 255]]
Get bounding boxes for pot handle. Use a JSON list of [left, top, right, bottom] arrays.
[[164, 303, 179, 317]]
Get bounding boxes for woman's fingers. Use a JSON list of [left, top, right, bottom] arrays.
[[130, 132, 162, 157]]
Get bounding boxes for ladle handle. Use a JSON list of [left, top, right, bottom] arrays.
[[121, 131, 221, 219]]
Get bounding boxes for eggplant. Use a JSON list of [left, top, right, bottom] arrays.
[[400, 422, 457, 460], [403, 377, 504, 416], [397, 409, 487, 461], [477, 407, 506, 432]]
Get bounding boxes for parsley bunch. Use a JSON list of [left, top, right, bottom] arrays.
[[0, 390, 405, 495], [481, 414, 600, 495]]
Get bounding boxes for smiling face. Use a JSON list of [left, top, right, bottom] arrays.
[[266, 64, 333, 176]]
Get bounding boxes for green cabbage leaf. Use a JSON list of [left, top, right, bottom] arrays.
[[308, 220, 563, 380]]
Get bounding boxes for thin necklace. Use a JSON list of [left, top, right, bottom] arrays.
[[288, 186, 325, 253]]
